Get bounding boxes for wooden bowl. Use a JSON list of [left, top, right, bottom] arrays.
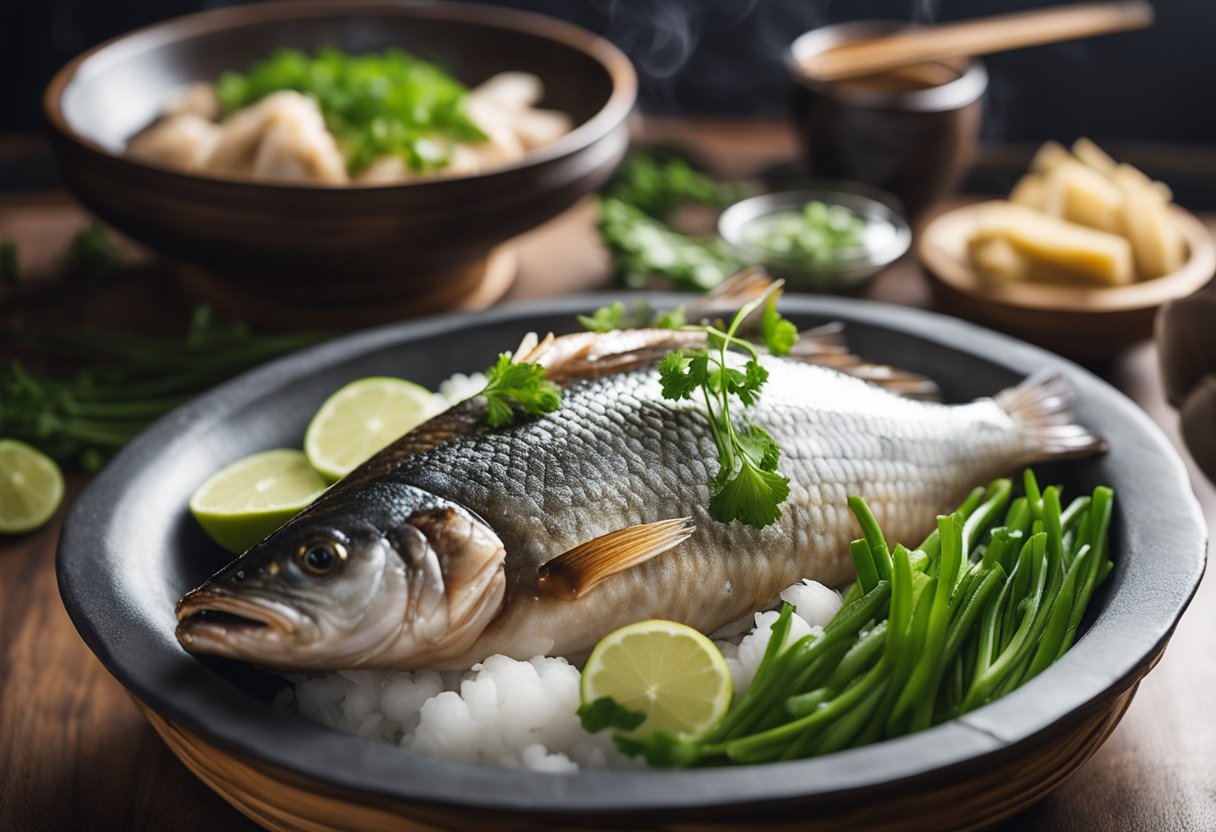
[[56, 295, 1206, 831], [42, 1, 635, 312], [919, 202, 1216, 360]]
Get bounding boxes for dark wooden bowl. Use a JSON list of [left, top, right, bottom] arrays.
[[56, 295, 1206, 831], [42, 1, 635, 305], [787, 21, 987, 222]]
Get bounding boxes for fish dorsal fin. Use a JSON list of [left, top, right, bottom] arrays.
[[536, 518, 696, 600], [790, 323, 943, 401], [686, 267, 775, 321], [526, 329, 706, 383]]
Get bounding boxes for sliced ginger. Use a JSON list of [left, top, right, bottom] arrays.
[[1009, 175, 1047, 211], [973, 201, 1134, 286], [1030, 140, 1071, 175], [1071, 138, 1117, 177], [1114, 166, 1185, 280], [1043, 160, 1124, 234], [970, 139, 1183, 285]]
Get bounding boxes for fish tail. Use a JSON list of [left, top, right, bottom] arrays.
[[996, 371, 1109, 459]]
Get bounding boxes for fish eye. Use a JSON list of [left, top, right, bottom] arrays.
[[295, 539, 346, 578]]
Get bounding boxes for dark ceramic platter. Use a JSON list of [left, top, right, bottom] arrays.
[[57, 295, 1205, 825]]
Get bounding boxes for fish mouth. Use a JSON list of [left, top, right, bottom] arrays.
[[175, 589, 298, 649]]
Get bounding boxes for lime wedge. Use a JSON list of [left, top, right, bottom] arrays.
[[189, 449, 328, 553], [581, 620, 733, 737], [0, 439, 65, 535], [304, 377, 445, 482]]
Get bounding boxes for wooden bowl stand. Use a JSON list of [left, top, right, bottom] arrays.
[[171, 248, 518, 330]]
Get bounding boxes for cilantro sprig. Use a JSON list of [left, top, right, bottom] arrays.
[[479, 352, 562, 428], [576, 696, 647, 734], [658, 292, 798, 528]]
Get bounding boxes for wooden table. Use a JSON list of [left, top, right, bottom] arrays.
[[2, 122, 1214, 831]]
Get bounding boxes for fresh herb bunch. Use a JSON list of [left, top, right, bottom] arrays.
[[598, 151, 748, 292], [0, 239, 18, 286], [606, 154, 745, 223], [1, 223, 120, 289], [479, 352, 562, 429], [599, 197, 741, 291], [1, 306, 325, 471], [61, 222, 120, 280], [216, 48, 486, 174], [584, 470, 1115, 767], [657, 293, 798, 529]]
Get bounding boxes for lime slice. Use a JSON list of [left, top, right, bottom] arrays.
[[305, 377, 445, 482], [189, 449, 328, 553], [581, 620, 733, 737], [0, 439, 65, 534]]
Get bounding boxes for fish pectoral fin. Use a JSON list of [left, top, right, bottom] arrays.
[[790, 323, 943, 401], [535, 518, 696, 600]]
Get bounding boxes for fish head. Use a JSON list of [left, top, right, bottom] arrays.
[[175, 482, 507, 670]]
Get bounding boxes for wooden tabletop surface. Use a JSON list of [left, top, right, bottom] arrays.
[[2, 121, 1214, 831]]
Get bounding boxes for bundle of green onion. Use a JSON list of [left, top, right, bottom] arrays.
[[614, 470, 1114, 767], [1, 307, 325, 471]]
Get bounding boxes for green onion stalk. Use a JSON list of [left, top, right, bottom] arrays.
[[1, 306, 327, 471], [601, 469, 1114, 768]]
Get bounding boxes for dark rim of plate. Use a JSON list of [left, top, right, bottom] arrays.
[[56, 294, 1206, 816]]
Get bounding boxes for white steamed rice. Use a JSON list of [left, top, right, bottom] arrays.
[[281, 578, 842, 772]]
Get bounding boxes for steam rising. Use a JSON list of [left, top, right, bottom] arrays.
[[594, 0, 833, 112], [912, 0, 941, 25]]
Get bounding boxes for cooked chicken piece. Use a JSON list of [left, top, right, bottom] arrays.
[[207, 90, 344, 183], [507, 108, 572, 150], [252, 116, 348, 185], [458, 124, 526, 169], [468, 72, 543, 112], [356, 155, 413, 183], [162, 82, 222, 122], [126, 114, 222, 172]]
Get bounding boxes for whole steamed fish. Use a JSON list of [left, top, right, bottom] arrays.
[[176, 327, 1103, 671]]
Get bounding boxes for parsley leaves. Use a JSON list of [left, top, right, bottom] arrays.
[[761, 297, 798, 357], [577, 696, 647, 733], [657, 291, 798, 528], [479, 352, 562, 429]]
